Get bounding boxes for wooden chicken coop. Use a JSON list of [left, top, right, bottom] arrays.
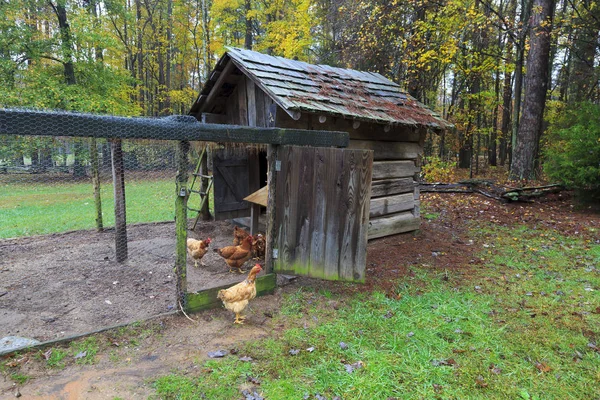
[[189, 47, 451, 240]]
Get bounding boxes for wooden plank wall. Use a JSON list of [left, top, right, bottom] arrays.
[[221, 80, 422, 240], [276, 111, 424, 239], [274, 146, 373, 282]]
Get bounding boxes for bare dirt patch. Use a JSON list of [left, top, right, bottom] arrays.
[[0, 220, 265, 343]]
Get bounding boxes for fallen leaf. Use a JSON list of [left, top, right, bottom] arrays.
[[489, 364, 502, 374], [475, 375, 488, 388], [246, 375, 261, 384], [43, 349, 52, 360], [343, 361, 365, 373], [207, 350, 228, 358], [535, 361, 551, 372], [431, 358, 457, 367]]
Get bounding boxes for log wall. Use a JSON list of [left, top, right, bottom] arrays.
[[275, 110, 424, 239], [217, 78, 424, 240]]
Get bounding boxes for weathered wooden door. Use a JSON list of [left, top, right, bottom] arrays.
[[273, 146, 373, 282], [212, 149, 250, 220]]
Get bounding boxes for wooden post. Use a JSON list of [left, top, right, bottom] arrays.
[[175, 140, 190, 309], [90, 138, 103, 231], [199, 149, 210, 220], [264, 144, 279, 274], [110, 139, 127, 262], [248, 151, 259, 235]]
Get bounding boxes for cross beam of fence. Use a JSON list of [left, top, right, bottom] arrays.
[[0, 109, 349, 147]]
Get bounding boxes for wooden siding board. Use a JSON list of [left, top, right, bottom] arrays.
[[338, 150, 356, 281], [322, 148, 343, 280], [372, 161, 419, 180], [368, 211, 420, 240], [369, 192, 415, 217], [371, 178, 415, 197], [309, 146, 327, 271], [348, 140, 422, 161], [246, 79, 257, 127]]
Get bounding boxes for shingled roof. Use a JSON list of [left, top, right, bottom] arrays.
[[191, 47, 450, 130]]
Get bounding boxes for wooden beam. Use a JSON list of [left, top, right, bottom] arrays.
[[264, 144, 279, 274], [368, 211, 420, 240], [186, 273, 277, 313], [0, 109, 349, 148], [175, 140, 190, 309], [372, 160, 419, 180], [201, 113, 228, 124], [90, 138, 103, 232], [370, 178, 415, 198], [246, 78, 257, 127], [369, 192, 415, 217], [110, 139, 127, 262], [348, 140, 422, 160], [198, 60, 236, 114]]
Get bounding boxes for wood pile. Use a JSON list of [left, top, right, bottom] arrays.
[[420, 180, 564, 202]]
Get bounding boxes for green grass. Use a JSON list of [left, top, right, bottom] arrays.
[[10, 372, 29, 384], [153, 224, 600, 400], [0, 176, 214, 238], [45, 349, 68, 369], [71, 337, 99, 365]]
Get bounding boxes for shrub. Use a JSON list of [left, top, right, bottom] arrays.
[[421, 156, 457, 183], [544, 102, 600, 201]]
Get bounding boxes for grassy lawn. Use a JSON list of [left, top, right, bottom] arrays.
[[0, 175, 213, 239], [154, 223, 600, 399]]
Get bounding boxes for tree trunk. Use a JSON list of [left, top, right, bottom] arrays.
[[511, 0, 555, 180], [500, 40, 513, 166], [511, 0, 532, 168], [244, 0, 252, 49], [52, 1, 76, 85], [570, 0, 600, 102]]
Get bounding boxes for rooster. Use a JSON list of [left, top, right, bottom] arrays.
[[233, 225, 250, 245], [217, 264, 262, 324], [214, 235, 253, 273], [187, 237, 211, 267]]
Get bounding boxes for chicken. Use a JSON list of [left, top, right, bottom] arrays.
[[217, 264, 262, 324], [252, 234, 266, 259], [187, 237, 211, 267], [233, 225, 250, 245], [214, 235, 253, 273]]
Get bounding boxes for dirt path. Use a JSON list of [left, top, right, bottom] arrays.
[[1, 293, 282, 399]]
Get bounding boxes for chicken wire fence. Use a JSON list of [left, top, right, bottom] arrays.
[[0, 109, 221, 343], [0, 108, 349, 345]]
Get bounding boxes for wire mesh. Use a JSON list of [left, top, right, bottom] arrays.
[[0, 134, 182, 342]]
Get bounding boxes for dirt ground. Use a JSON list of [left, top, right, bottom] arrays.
[[0, 192, 598, 399], [0, 220, 265, 343]]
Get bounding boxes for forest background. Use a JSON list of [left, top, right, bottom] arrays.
[[0, 0, 598, 196]]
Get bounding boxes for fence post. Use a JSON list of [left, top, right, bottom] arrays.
[[110, 138, 127, 262], [90, 138, 103, 232], [175, 140, 190, 310]]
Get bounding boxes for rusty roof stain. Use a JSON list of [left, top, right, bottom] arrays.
[[192, 47, 451, 130]]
